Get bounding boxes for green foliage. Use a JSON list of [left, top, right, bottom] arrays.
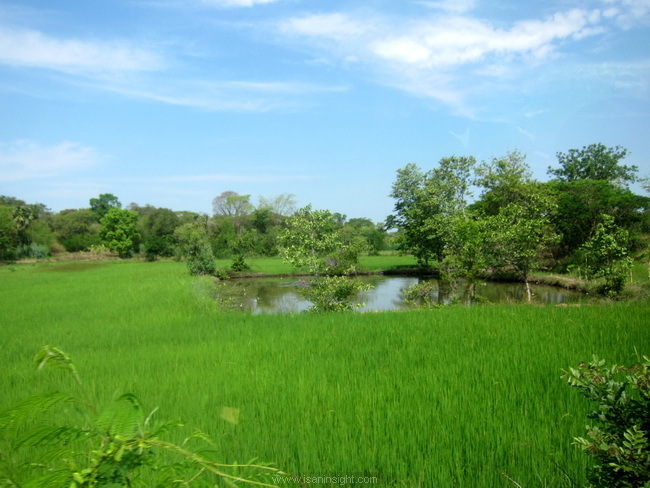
[[175, 221, 217, 275], [0, 346, 283, 487], [482, 198, 559, 282], [142, 235, 175, 261], [473, 150, 534, 216], [580, 214, 633, 296], [186, 240, 217, 276], [278, 205, 348, 275], [100, 208, 140, 257], [550, 180, 649, 260], [388, 157, 475, 266], [90, 193, 122, 220], [401, 281, 441, 308], [563, 356, 650, 488], [51, 209, 102, 252], [0, 205, 19, 260], [299, 276, 372, 312], [17, 243, 50, 259], [230, 254, 251, 272], [550, 144, 638, 186]]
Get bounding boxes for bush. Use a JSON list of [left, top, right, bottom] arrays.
[[185, 240, 216, 276], [230, 255, 251, 272], [17, 243, 50, 259], [563, 356, 650, 488], [300, 276, 372, 312], [402, 281, 442, 308]]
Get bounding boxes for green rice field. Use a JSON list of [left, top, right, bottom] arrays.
[[1, 260, 648, 487]]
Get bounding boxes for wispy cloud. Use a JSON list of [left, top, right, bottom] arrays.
[[0, 140, 103, 182], [0, 16, 345, 112], [0, 27, 163, 74], [278, 4, 646, 113], [91, 78, 349, 112]]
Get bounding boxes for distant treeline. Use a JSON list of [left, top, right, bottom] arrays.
[[1, 143, 649, 291], [0, 191, 388, 262]]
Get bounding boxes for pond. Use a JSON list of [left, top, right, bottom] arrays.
[[219, 275, 586, 314]]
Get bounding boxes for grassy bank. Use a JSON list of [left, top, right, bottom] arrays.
[[1, 260, 648, 486], [212, 254, 419, 276]]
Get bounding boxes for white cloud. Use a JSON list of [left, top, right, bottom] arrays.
[[0, 140, 102, 182], [93, 78, 349, 112], [279, 6, 613, 111], [280, 13, 370, 41], [0, 27, 163, 75], [602, 0, 650, 27]]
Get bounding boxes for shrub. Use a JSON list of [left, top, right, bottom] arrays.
[[185, 240, 216, 276], [17, 243, 50, 259], [230, 254, 251, 272], [300, 276, 372, 312], [402, 281, 441, 308], [563, 356, 650, 488]]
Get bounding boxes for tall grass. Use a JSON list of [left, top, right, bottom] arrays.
[[1, 261, 648, 486]]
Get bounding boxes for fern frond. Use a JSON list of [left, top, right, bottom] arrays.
[[33, 346, 82, 387], [15, 425, 93, 449], [95, 393, 144, 437]]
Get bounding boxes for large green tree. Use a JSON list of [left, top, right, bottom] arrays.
[[99, 208, 140, 257], [89, 193, 121, 220], [548, 143, 638, 186], [387, 156, 476, 266], [549, 179, 649, 259]]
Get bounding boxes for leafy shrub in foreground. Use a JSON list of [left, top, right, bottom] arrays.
[[563, 356, 650, 488]]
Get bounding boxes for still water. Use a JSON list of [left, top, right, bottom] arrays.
[[220, 275, 585, 314]]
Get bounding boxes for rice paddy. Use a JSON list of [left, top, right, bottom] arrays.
[[1, 260, 648, 487]]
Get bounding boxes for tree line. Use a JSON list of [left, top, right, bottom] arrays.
[[387, 143, 649, 296], [0, 191, 387, 264], [1, 142, 648, 296]]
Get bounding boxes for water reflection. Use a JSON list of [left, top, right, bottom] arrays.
[[221, 275, 584, 314]]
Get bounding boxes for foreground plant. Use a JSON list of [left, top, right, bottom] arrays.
[[563, 356, 650, 488], [0, 346, 283, 487]]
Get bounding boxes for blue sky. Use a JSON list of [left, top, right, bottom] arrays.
[[1, 0, 649, 223]]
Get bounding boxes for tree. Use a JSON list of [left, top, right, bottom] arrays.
[[257, 193, 297, 217], [387, 156, 476, 266], [212, 191, 253, 219], [472, 150, 533, 216], [136, 206, 181, 259], [342, 218, 386, 255], [99, 208, 140, 257], [278, 205, 351, 275], [549, 180, 649, 260], [549, 144, 638, 186], [481, 190, 559, 301], [89, 193, 121, 220], [51, 209, 102, 252], [580, 214, 633, 296], [0, 205, 19, 260]]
